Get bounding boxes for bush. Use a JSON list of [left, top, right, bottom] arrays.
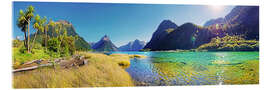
[[13, 44, 50, 65], [60, 36, 76, 56], [140, 48, 151, 52], [46, 36, 75, 57], [47, 37, 61, 52], [13, 39, 23, 47]]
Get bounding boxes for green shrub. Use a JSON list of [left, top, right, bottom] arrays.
[[140, 48, 151, 52], [12, 39, 23, 47], [47, 37, 60, 52], [13, 45, 50, 64]]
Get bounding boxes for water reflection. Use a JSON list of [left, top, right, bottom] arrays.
[[118, 51, 258, 86]]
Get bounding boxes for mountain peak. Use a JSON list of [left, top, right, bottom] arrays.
[[56, 20, 71, 25], [134, 39, 140, 42], [154, 20, 178, 34], [101, 35, 110, 41], [160, 20, 177, 27], [92, 35, 118, 51], [118, 39, 146, 51]]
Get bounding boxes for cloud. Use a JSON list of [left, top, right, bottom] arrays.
[[14, 35, 23, 40]]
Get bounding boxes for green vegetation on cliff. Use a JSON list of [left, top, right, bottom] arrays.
[[33, 20, 91, 51], [197, 35, 259, 51]]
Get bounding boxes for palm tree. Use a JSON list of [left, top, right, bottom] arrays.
[[16, 5, 35, 53], [25, 6, 35, 53], [48, 19, 55, 37], [42, 17, 48, 50], [17, 10, 27, 49], [31, 14, 45, 50], [55, 23, 63, 53], [55, 23, 62, 37]]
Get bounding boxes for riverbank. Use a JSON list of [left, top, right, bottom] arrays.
[[13, 52, 147, 88]]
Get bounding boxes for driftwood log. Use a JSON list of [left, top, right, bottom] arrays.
[[13, 63, 53, 73], [13, 55, 88, 73]]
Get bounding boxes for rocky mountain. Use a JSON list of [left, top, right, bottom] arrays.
[[118, 39, 146, 51], [203, 6, 259, 40], [92, 35, 118, 51], [203, 17, 224, 27], [144, 20, 178, 50], [34, 20, 91, 50], [144, 6, 259, 51], [144, 22, 214, 50]]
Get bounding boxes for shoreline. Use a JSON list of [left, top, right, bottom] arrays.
[[13, 52, 147, 88], [13, 51, 259, 87]]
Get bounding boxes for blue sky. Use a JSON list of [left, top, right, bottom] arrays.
[[13, 2, 234, 47]]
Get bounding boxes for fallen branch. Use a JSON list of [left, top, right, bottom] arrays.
[[23, 59, 43, 65], [13, 63, 53, 73], [13, 55, 88, 73]]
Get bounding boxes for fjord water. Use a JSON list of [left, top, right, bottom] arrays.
[[111, 51, 259, 86]]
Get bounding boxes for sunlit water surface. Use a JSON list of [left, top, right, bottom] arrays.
[[110, 51, 259, 86]]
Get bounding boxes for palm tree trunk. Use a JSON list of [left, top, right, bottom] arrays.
[[30, 30, 38, 50], [52, 28, 54, 37], [23, 31, 27, 49], [45, 29, 47, 50], [57, 35, 64, 54], [27, 20, 30, 53]]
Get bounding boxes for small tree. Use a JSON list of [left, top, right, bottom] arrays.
[[40, 16, 48, 49], [16, 5, 35, 53], [17, 10, 27, 49], [31, 14, 45, 50], [25, 6, 35, 53], [48, 19, 55, 37]]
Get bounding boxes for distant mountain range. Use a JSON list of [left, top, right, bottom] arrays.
[[118, 39, 146, 51], [144, 6, 259, 51], [91, 35, 118, 51], [88, 42, 96, 47]]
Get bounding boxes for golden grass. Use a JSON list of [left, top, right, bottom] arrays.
[[109, 53, 147, 68], [129, 54, 147, 59], [13, 52, 134, 88]]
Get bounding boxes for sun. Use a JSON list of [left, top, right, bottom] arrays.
[[209, 5, 224, 12]]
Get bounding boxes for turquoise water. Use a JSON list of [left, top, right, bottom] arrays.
[[111, 51, 259, 86]]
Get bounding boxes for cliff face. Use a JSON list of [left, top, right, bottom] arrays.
[[144, 20, 178, 50], [144, 6, 259, 51], [144, 22, 214, 50], [92, 35, 118, 51], [118, 39, 146, 51], [226, 6, 259, 40], [204, 6, 259, 40]]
